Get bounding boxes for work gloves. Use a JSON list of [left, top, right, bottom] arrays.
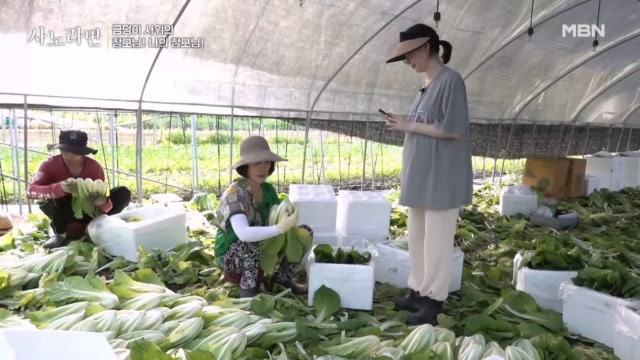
[[61, 178, 78, 193], [61, 178, 107, 206], [275, 204, 300, 234], [87, 192, 108, 206]]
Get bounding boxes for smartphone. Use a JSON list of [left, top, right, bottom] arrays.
[[378, 109, 390, 117]]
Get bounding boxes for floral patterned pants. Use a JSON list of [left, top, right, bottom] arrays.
[[220, 224, 314, 289]]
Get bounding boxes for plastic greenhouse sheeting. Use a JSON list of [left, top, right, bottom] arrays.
[[0, 0, 639, 126]]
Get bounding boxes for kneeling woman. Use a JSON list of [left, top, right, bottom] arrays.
[[213, 136, 312, 298]]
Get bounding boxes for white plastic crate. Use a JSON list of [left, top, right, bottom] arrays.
[[307, 245, 376, 310], [560, 281, 637, 348], [0, 329, 118, 360], [512, 253, 578, 312], [585, 174, 601, 195], [336, 190, 391, 240], [601, 174, 623, 191], [373, 243, 464, 292], [498, 193, 538, 217], [614, 306, 640, 360], [289, 184, 337, 234], [586, 155, 624, 177], [629, 172, 640, 189], [619, 156, 640, 188], [87, 204, 189, 262]]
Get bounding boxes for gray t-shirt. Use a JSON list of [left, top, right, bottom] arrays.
[[399, 66, 473, 210]]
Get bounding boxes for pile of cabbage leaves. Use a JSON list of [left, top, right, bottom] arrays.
[[1, 185, 636, 359]]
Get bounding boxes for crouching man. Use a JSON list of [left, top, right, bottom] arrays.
[[27, 130, 132, 249]]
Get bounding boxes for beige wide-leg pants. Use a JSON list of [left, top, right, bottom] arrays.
[[407, 207, 459, 301]]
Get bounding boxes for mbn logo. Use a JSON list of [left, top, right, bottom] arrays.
[[562, 24, 605, 38]]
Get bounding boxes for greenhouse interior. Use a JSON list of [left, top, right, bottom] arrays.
[[0, 0, 640, 359]]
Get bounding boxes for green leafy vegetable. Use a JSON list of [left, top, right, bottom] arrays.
[[260, 200, 312, 275], [71, 178, 109, 219], [313, 244, 372, 265], [313, 285, 341, 323], [43, 273, 120, 309]]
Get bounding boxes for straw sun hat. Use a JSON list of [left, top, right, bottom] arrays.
[[231, 136, 287, 169]]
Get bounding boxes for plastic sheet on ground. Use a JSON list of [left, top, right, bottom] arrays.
[[87, 215, 131, 248], [616, 305, 640, 335], [614, 305, 640, 360]]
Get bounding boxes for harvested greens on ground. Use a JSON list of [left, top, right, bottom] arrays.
[[2, 184, 638, 359]]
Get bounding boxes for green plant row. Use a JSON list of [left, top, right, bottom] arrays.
[[163, 133, 309, 146]]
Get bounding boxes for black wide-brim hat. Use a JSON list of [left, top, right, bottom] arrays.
[[386, 24, 434, 63], [47, 129, 98, 156]]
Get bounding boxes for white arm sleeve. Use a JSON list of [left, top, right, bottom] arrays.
[[229, 214, 281, 243]]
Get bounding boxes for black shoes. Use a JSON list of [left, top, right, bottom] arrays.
[[265, 278, 308, 295], [42, 235, 68, 249], [407, 295, 444, 326], [393, 290, 420, 312], [238, 287, 260, 298], [238, 277, 308, 299]]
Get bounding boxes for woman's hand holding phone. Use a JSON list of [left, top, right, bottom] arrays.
[[381, 110, 412, 132]]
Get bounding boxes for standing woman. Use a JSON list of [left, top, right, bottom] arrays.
[[383, 24, 473, 325]]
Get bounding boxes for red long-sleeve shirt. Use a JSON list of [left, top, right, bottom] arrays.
[[28, 155, 113, 213]]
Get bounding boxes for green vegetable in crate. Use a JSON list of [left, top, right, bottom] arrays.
[[260, 199, 312, 275], [70, 178, 110, 219], [124, 216, 143, 223], [313, 244, 372, 265], [572, 259, 640, 298]]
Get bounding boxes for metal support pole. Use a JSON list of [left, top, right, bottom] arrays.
[[11, 109, 22, 213], [319, 124, 326, 184], [361, 116, 370, 191], [153, 118, 157, 145], [191, 114, 199, 192], [9, 109, 17, 203], [498, 122, 515, 188], [565, 123, 576, 155], [95, 117, 100, 146], [615, 127, 626, 153], [135, 108, 143, 203], [229, 109, 235, 184], [605, 125, 614, 151], [109, 111, 117, 186], [581, 125, 592, 157], [310, 129, 316, 184], [23, 96, 31, 213], [491, 123, 503, 182], [370, 135, 375, 190], [626, 128, 634, 151]]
